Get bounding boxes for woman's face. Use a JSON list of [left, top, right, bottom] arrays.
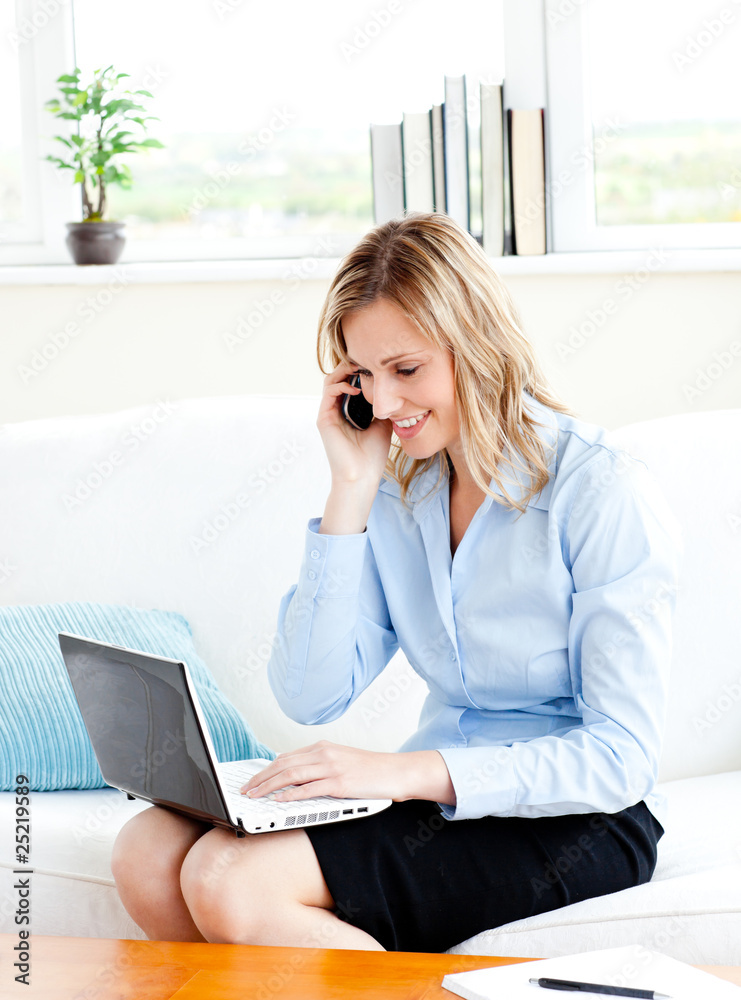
[[342, 297, 461, 461]]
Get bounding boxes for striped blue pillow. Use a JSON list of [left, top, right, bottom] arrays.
[[0, 602, 275, 791]]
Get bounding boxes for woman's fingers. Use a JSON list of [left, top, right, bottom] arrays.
[[239, 742, 403, 801], [322, 362, 358, 395], [240, 745, 327, 795], [317, 364, 362, 428]]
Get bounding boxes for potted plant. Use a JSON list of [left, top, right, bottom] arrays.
[[44, 65, 164, 265]]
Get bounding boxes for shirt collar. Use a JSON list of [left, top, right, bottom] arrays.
[[377, 391, 559, 520]]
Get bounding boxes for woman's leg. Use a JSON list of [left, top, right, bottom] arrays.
[[179, 824, 385, 950], [111, 805, 211, 941]]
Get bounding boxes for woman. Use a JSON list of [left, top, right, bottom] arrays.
[[112, 212, 681, 953]]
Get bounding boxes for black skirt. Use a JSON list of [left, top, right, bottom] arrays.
[[304, 798, 664, 952]]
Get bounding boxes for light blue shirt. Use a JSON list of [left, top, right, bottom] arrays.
[[267, 393, 682, 824]]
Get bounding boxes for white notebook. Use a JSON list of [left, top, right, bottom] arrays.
[[442, 946, 741, 1000]]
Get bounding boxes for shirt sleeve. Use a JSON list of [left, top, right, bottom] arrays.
[[266, 517, 399, 724], [437, 450, 683, 821]]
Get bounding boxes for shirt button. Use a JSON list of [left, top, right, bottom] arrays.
[[449, 651, 456, 661], [310, 549, 320, 559], [307, 570, 317, 580]]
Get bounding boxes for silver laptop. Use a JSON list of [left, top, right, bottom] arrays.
[[58, 632, 391, 836]]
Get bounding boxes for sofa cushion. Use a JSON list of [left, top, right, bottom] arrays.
[[1, 772, 739, 954], [0, 787, 150, 939], [0, 602, 275, 791]]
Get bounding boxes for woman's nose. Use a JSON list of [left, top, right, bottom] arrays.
[[367, 377, 403, 421]]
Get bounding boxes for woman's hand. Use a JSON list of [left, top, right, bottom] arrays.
[[240, 741, 456, 806], [317, 362, 392, 489]]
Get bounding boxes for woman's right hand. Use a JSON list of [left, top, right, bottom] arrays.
[[317, 362, 393, 490]]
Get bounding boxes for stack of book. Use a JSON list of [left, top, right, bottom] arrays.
[[370, 74, 546, 257]]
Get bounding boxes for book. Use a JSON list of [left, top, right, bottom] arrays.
[[502, 0, 550, 251], [402, 111, 434, 213], [443, 75, 470, 231], [442, 945, 741, 1000], [370, 122, 404, 224], [480, 81, 504, 257], [507, 106, 546, 255], [431, 103, 446, 212]]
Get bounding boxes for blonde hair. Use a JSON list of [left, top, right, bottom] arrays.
[[316, 212, 575, 513]]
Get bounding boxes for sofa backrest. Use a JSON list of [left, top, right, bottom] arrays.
[[612, 408, 741, 781], [0, 395, 427, 760], [1, 395, 738, 782]]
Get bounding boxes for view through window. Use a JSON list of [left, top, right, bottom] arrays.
[[586, 0, 741, 227], [71, 0, 503, 255]]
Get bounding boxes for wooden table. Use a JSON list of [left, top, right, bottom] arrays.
[[1, 935, 739, 999]]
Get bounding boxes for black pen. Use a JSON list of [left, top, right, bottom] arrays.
[[529, 977, 672, 999]]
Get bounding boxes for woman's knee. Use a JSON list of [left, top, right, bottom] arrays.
[[111, 805, 210, 889], [179, 827, 251, 924], [180, 827, 333, 943]]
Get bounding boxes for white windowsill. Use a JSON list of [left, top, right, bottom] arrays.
[[1, 247, 740, 285]]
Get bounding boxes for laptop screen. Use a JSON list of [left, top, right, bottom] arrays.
[[59, 633, 230, 825]]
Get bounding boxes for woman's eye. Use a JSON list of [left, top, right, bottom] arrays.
[[397, 367, 419, 377]]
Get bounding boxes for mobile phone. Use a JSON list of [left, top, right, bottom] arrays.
[[342, 372, 374, 430]]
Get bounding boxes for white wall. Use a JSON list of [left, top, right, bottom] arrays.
[[1, 268, 740, 429]]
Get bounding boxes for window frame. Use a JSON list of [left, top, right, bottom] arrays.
[[4, 0, 740, 265], [543, 0, 741, 252], [0, 0, 80, 264]]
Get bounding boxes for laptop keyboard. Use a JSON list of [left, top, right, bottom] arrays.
[[217, 760, 345, 827]]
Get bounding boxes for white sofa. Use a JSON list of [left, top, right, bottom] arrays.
[[1, 394, 740, 962]]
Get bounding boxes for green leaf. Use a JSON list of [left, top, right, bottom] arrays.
[[53, 136, 74, 148], [45, 157, 75, 170], [72, 91, 88, 106], [101, 98, 135, 116], [138, 138, 164, 148], [106, 130, 134, 142], [115, 72, 131, 80], [133, 89, 154, 98], [70, 134, 85, 147], [56, 73, 79, 83], [73, 170, 85, 183]]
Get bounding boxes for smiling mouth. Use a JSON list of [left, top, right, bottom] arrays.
[[393, 411, 429, 428], [392, 410, 431, 439]]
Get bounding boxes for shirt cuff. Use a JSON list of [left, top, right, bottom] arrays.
[[301, 517, 368, 599], [436, 746, 519, 820]]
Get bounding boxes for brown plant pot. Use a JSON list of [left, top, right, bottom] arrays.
[[65, 221, 126, 265]]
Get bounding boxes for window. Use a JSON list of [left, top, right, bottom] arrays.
[[0, 10, 27, 235], [545, 0, 741, 251], [1, 0, 503, 264], [0, 0, 80, 262]]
